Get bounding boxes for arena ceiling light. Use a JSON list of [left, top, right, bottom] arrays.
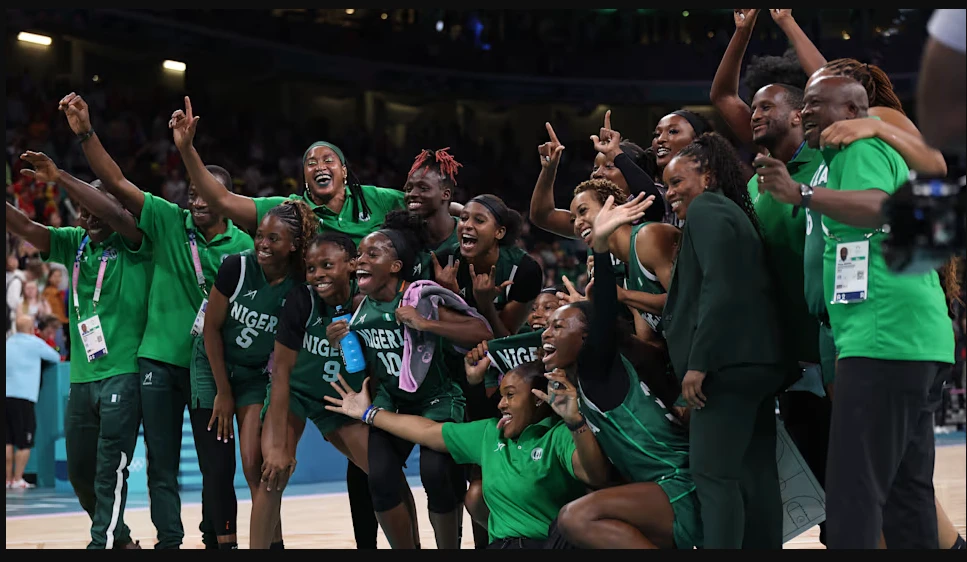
[[163, 60, 187, 72], [17, 32, 52, 46]]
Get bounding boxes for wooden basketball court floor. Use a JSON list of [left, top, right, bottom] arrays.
[[6, 437, 964, 549]]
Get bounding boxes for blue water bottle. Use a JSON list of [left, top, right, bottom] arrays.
[[334, 306, 366, 374]]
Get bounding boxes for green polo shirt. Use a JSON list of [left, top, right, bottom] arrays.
[[43, 228, 151, 383], [442, 417, 585, 543], [748, 142, 825, 363], [253, 186, 405, 246], [136, 193, 254, 368], [821, 138, 954, 363]]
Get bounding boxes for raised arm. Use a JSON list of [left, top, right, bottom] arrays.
[[530, 123, 579, 239], [5, 202, 51, 255], [771, 9, 827, 76], [58, 93, 146, 217], [821, 112, 948, 177], [710, 10, 761, 145], [592, 112, 666, 223], [396, 303, 494, 348], [170, 97, 259, 232], [324, 374, 448, 452], [20, 152, 143, 248]]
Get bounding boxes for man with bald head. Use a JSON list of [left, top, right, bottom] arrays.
[[756, 73, 955, 549]]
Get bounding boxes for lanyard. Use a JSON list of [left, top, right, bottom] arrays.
[[187, 230, 208, 296], [72, 236, 109, 317]]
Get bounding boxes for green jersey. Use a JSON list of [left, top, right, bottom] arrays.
[[276, 283, 363, 400], [577, 355, 691, 487], [441, 417, 585, 543], [136, 193, 254, 368], [802, 162, 830, 320], [253, 186, 405, 247], [483, 330, 544, 388], [748, 143, 825, 363], [414, 217, 460, 281], [626, 222, 666, 332], [586, 247, 629, 290], [349, 288, 463, 411], [822, 138, 954, 363], [446, 245, 543, 312], [213, 251, 296, 368], [43, 228, 152, 384]]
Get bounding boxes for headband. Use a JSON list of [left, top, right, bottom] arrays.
[[303, 142, 346, 166], [468, 196, 504, 226], [671, 110, 710, 137]]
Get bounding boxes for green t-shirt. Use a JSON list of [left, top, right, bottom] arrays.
[[441, 417, 585, 542], [43, 228, 152, 383], [821, 138, 954, 363], [349, 289, 463, 416], [482, 330, 543, 388], [626, 222, 667, 332], [253, 186, 405, 247], [215, 251, 296, 368], [577, 355, 692, 489], [748, 143, 825, 363], [137, 193, 254, 368], [276, 283, 364, 401]]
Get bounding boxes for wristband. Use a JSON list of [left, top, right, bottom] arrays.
[[77, 130, 95, 144], [566, 418, 587, 432]]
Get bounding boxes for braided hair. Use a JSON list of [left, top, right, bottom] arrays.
[[308, 231, 357, 261], [676, 133, 761, 236], [408, 147, 463, 187], [303, 141, 374, 223], [265, 199, 317, 280], [820, 58, 905, 114]]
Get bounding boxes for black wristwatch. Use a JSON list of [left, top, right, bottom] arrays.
[[793, 183, 814, 218], [799, 183, 814, 208]]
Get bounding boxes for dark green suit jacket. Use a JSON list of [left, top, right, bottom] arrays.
[[662, 192, 785, 381]]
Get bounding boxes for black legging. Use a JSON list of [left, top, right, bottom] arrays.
[[189, 408, 237, 538], [367, 426, 465, 513]]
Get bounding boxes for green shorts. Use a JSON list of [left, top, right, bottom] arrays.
[[657, 476, 703, 549], [190, 337, 270, 409], [818, 323, 837, 386], [373, 386, 466, 423], [260, 383, 354, 437]]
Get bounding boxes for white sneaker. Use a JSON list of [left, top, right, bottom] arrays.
[[10, 479, 35, 489]]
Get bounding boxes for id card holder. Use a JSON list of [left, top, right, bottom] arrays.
[[190, 298, 208, 337], [79, 314, 109, 362], [832, 240, 869, 304]]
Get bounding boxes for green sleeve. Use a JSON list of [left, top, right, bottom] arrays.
[[824, 139, 908, 196], [138, 192, 185, 242], [684, 199, 746, 373], [551, 423, 578, 479], [484, 367, 500, 389], [116, 231, 153, 264], [364, 185, 405, 214], [253, 196, 291, 227], [42, 227, 85, 267], [441, 419, 493, 466]]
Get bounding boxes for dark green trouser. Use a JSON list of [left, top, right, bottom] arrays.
[[689, 365, 785, 549], [139, 358, 216, 549], [66, 373, 141, 549]]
